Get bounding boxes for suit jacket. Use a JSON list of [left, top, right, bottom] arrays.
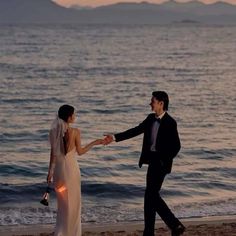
[[114, 112, 181, 174]]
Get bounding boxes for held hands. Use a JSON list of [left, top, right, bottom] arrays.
[[103, 134, 114, 145], [93, 134, 114, 146]]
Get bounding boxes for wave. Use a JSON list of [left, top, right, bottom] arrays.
[[82, 182, 145, 198], [0, 183, 47, 204], [0, 206, 56, 226], [0, 164, 45, 178], [1, 97, 64, 104], [0, 180, 196, 206], [0, 182, 144, 204], [0, 131, 48, 143], [182, 147, 236, 159], [1, 197, 236, 226]]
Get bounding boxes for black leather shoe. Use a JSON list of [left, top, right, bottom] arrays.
[[171, 224, 186, 236]]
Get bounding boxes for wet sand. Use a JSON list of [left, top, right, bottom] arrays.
[[1, 215, 236, 236]]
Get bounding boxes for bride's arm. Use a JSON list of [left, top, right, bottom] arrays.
[[47, 130, 56, 183], [47, 150, 56, 183], [75, 129, 104, 155]]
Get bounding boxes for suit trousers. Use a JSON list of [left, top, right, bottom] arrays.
[[143, 156, 180, 236]]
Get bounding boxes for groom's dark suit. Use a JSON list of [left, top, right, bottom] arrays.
[[114, 112, 181, 236]]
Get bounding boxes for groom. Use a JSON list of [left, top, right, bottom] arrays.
[[104, 91, 185, 236]]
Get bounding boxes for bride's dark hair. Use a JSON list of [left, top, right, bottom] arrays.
[[58, 104, 75, 154], [58, 105, 75, 122]]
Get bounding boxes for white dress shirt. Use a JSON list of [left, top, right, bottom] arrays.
[[150, 112, 165, 152]]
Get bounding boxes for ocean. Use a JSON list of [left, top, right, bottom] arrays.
[[0, 24, 236, 226]]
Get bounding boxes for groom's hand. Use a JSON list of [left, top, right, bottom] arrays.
[[103, 134, 114, 145]]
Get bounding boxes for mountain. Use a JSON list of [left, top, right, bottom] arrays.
[[0, 0, 236, 25], [162, 0, 205, 9], [96, 1, 162, 10], [92, 1, 236, 24], [196, 2, 236, 15], [96, 0, 236, 15], [0, 0, 80, 24]]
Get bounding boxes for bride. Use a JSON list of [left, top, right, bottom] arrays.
[[47, 104, 104, 236]]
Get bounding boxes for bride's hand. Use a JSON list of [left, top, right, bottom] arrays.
[[47, 173, 53, 184], [94, 139, 105, 145]]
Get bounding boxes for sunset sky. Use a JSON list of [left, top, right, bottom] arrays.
[[54, 0, 236, 7]]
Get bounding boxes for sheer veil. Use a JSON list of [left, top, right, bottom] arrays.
[[49, 116, 68, 158]]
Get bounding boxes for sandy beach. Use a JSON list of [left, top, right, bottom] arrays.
[[1, 215, 235, 236]]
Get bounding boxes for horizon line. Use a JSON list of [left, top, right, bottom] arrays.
[[53, 0, 236, 8]]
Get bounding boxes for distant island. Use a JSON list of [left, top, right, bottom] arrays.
[[174, 19, 201, 24], [0, 0, 236, 24]]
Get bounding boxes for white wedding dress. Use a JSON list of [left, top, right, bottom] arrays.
[[53, 147, 81, 236]]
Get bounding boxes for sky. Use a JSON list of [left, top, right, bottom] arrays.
[[54, 0, 236, 7]]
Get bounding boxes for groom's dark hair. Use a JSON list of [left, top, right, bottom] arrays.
[[152, 91, 169, 111]]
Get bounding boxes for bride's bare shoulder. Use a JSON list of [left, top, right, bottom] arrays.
[[70, 127, 80, 135]]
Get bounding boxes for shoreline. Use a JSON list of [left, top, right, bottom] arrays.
[[0, 215, 236, 236]]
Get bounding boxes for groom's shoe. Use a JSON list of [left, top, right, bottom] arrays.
[[171, 223, 186, 236]]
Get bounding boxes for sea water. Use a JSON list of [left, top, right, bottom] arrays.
[[0, 24, 236, 225]]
